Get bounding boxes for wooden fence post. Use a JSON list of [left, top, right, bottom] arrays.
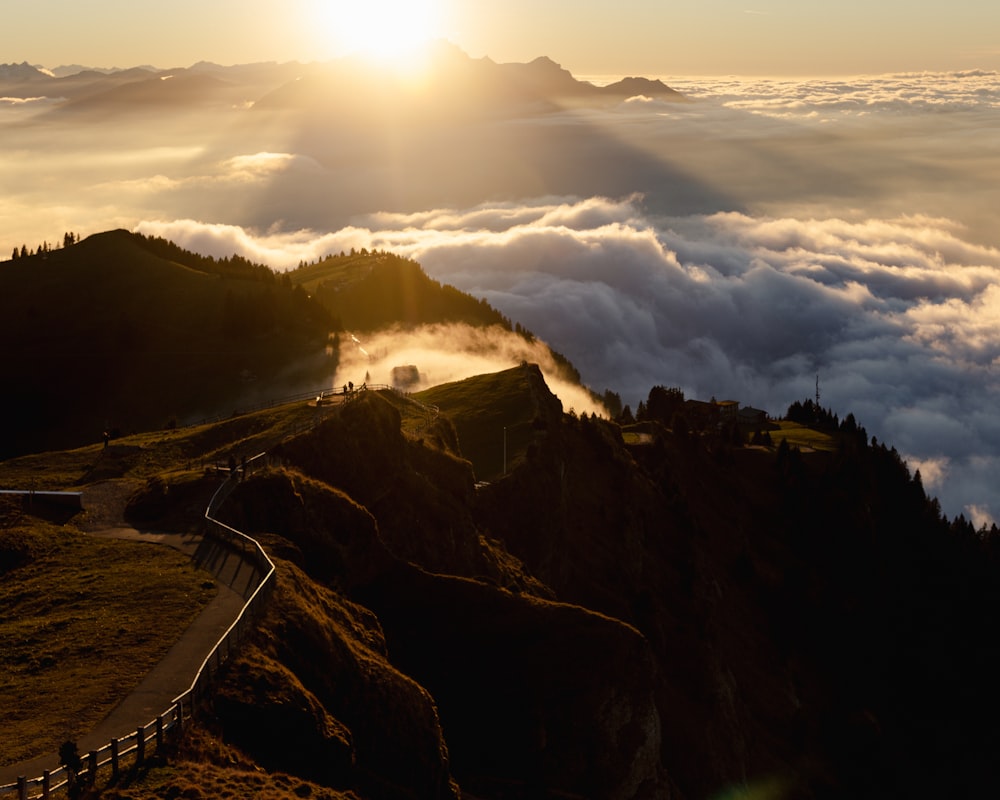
[[88, 751, 98, 783], [42, 770, 50, 799], [137, 724, 146, 764], [17, 776, 26, 800], [156, 714, 165, 748], [111, 737, 120, 777]]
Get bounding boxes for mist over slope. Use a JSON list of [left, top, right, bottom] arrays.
[[0, 231, 603, 458]]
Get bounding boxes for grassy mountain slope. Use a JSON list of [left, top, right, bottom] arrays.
[[291, 251, 587, 399], [6, 224, 1000, 800], [0, 513, 213, 765], [289, 250, 510, 332]]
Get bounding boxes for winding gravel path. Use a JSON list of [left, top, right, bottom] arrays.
[[0, 480, 253, 787]]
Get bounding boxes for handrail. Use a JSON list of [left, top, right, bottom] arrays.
[[0, 459, 278, 798], [171, 455, 277, 716], [0, 386, 418, 798]]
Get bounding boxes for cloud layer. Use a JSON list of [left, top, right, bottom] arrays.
[[138, 197, 1000, 525]]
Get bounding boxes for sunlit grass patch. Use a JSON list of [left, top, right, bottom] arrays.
[[0, 524, 215, 765], [771, 421, 838, 453]]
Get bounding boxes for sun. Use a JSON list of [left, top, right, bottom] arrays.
[[315, 0, 444, 68]]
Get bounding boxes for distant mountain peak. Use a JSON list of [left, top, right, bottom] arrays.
[[0, 61, 52, 81], [603, 76, 687, 100], [528, 55, 561, 68]]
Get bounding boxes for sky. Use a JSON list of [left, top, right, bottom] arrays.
[[3, 3, 1000, 526], [6, 0, 1000, 76]]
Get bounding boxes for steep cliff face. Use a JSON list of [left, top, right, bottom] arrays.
[[214, 556, 460, 800], [273, 392, 550, 595], [207, 377, 1000, 800], [355, 564, 667, 800], [211, 392, 673, 799]]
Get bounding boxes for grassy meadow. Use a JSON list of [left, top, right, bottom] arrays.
[[770, 421, 839, 452], [0, 396, 332, 767], [0, 515, 215, 765]]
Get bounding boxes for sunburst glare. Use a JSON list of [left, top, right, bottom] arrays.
[[312, 0, 444, 69]]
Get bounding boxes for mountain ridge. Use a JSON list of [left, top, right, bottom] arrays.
[[1, 45, 686, 111]]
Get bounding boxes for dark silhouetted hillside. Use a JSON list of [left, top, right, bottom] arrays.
[[5, 362, 1000, 799], [6, 225, 1000, 799], [0, 230, 333, 458], [182, 371, 1000, 799]]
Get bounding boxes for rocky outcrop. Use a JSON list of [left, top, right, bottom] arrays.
[[273, 392, 549, 595], [214, 559, 459, 800], [355, 563, 669, 799], [217, 397, 673, 798]]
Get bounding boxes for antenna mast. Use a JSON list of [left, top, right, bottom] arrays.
[[815, 373, 821, 406]]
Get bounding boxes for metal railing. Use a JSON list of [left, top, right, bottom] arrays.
[[0, 385, 425, 797], [172, 451, 276, 725], [0, 462, 276, 798]]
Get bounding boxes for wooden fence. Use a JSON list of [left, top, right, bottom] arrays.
[[0, 458, 276, 799], [0, 384, 427, 798]]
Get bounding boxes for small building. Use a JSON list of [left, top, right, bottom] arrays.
[[738, 406, 768, 427], [683, 398, 739, 429], [391, 365, 421, 390], [715, 400, 739, 421]]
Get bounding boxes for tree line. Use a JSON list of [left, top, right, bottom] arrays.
[[9, 231, 81, 260]]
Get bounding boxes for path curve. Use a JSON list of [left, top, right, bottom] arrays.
[[0, 483, 253, 786]]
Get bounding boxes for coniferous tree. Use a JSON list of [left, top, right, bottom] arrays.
[[601, 389, 623, 419], [646, 385, 685, 423]]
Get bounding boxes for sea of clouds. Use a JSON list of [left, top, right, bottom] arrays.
[[6, 69, 1000, 524], [137, 194, 1000, 526]]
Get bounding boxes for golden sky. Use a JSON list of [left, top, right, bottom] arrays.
[[7, 0, 1000, 76]]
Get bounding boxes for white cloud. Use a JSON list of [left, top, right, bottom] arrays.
[[134, 194, 1000, 525], [967, 504, 996, 531], [335, 323, 606, 419], [671, 71, 1000, 119], [1, 96, 53, 105], [133, 218, 371, 269], [221, 151, 323, 179]]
